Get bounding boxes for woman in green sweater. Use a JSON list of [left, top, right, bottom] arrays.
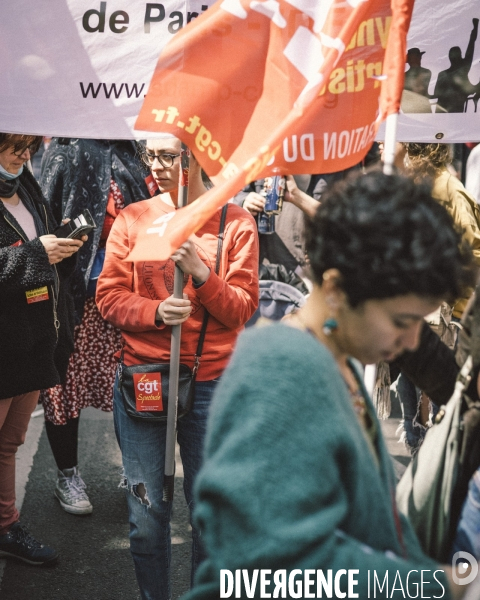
[[185, 171, 478, 600]]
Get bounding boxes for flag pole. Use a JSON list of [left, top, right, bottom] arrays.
[[382, 112, 399, 176], [163, 143, 189, 502], [364, 113, 399, 398], [371, 0, 413, 398]]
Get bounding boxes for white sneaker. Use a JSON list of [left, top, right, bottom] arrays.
[[54, 467, 93, 515]]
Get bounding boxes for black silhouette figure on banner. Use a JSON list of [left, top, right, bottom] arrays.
[[405, 48, 432, 97], [402, 48, 433, 113], [434, 18, 479, 113]]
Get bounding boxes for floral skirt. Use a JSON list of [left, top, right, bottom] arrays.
[[41, 297, 123, 425]]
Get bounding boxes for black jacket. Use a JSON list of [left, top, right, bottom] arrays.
[[393, 293, 480, 543], [392, 293, 480, 406], [40, 139, 150, 323], [0, 169, 75, 399], [392, 322, 459, 405]]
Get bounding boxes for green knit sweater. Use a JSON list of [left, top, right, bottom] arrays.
[[185, 323, 451, 600]]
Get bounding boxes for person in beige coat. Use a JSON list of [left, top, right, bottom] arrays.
[[405, 143, 480, 319], [395, 143, 480, 455]]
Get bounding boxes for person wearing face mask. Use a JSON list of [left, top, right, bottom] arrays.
[[0, 133, 84, 566], [184, 171, 477, 600], [96, 137, 259, 600]]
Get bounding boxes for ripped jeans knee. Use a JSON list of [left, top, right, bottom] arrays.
[[120, 475, 151, 507], [119, 468, 173, 554]]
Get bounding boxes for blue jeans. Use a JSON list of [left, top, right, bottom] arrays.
[[397, 373, 439, 455], [113, 373, 219, 600], [397, 373, 425, 454]]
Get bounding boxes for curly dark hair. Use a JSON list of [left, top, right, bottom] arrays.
[[306, 169, 475, 307], [403, 143, 452, 178], [0, 133, 42, 156]]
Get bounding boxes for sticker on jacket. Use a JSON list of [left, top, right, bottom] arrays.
[[145, 174, 159, 197], [25, 286, 49, 304], [133, 372, 163, 412]]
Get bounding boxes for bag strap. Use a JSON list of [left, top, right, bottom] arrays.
[[455, 355, 473, 399], [193, 204, 228, 373], [431, 355, 474, 421], [119, 204, 228, 374]]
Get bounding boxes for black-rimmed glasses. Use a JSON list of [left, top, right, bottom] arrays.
[[144, 151, 180, 168]]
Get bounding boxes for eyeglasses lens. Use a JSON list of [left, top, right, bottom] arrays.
[[146, 153, 176, 168], [13, 144, 37, 157]]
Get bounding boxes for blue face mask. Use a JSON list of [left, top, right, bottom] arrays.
[[0, 163, 23, 180]]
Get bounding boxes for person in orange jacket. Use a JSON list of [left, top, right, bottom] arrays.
[[96, 136, 259, 600]]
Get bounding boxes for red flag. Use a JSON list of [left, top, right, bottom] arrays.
[[130, 0, 414, 262], [380, 0, 415, 116]]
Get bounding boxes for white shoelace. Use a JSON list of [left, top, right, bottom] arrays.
[[60, 474, 89, 501]]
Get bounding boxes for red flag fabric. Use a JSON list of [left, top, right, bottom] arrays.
[[380, 0, 415, 116], [130, 0, 414, 262]]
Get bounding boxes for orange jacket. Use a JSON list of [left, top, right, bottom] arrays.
[[96, 198, 259, 380]]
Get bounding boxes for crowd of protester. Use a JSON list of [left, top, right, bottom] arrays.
[[1, 134, 480, 599]]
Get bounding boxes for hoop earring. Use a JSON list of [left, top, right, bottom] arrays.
[[322, 318, 338, 336]]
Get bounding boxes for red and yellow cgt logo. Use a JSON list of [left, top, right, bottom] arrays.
[[133, 372, 163, 412]]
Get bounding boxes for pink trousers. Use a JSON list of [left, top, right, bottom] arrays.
[[0, 391, 39, 535]]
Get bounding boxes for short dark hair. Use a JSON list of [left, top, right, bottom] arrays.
[[306, 170, 475, 307], [0, 133, 42, 156]]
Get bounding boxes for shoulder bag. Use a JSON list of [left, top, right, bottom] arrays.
[[118, 204, 228, 422], [396, 354, 480, 561]]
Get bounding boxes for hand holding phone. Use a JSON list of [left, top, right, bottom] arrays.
[[40, 235, 84, 264], [54, 209, 96, 239]]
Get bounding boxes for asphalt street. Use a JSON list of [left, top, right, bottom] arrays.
[[0, 407, 191, 600], [0, 393, 410, 600]]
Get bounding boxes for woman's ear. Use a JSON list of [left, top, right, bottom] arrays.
[[322, 269, 346, 310]]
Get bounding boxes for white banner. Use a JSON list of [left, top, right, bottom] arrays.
[[0, 1, 214, 139], [1, 0, 479, 142], [377, 0, 480, 142]]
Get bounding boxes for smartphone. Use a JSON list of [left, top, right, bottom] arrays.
[[54, 209, 96, 239]]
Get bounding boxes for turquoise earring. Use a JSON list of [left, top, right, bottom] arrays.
[[322, 318, 338, 336]]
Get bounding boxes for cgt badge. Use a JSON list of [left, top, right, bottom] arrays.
[[133, 372, 163, 412]]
